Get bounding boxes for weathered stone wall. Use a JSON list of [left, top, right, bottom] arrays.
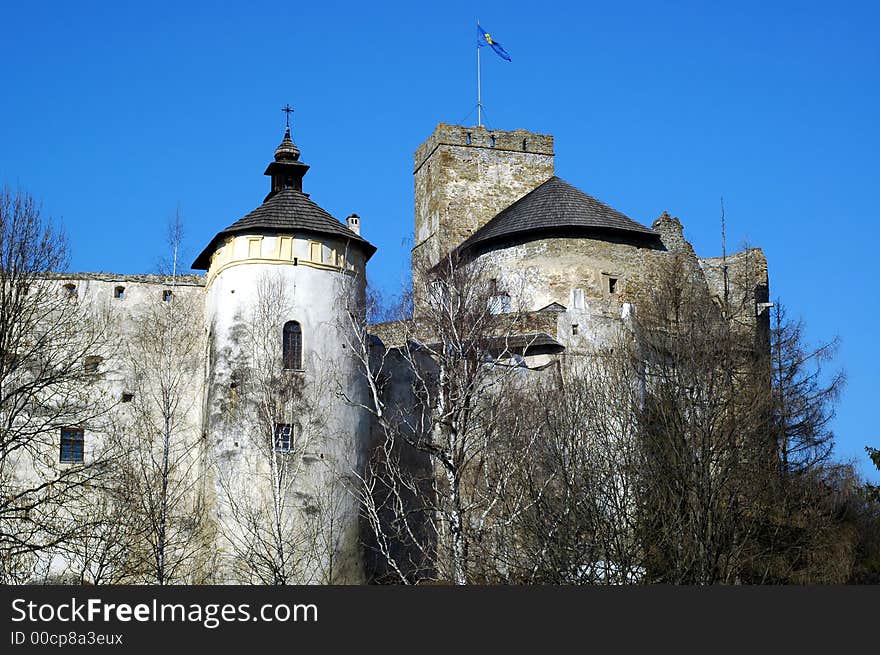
[[465, 225, 767, 356], [701, 248, 769, 307], [472, 234, 668, 316], [412, 123, 555, 284], [701, 247, 770, 340]]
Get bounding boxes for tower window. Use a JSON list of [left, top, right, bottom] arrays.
[[84, 355, 103, 374], [63, 283, 76, 298], [274, 423, 294, 452], [490, 135, 496, 147], [608, 278, 619, 295], [522, 138, 528, 151], [572, 324, 579, 336], [60, 427, 84, 463], [283, 321, 303, 370], [162, 290, 173, 302], [122, 392, 134, 403], [466, 132, 472, 145], [114, 286, 125, 299], [309, 242, 322, 263], [279, 236, 293, 260]]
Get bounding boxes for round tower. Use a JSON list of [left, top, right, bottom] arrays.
[[192, 125, 376, 584]]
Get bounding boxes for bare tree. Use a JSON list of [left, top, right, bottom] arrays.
[[112, 215, 210, 584], [351, 247, 863, 585], [53, 476, 144, 584], [0, 187, 119, 583], [349, 254, 543, 584], [493, 348, 645, 584], [626, 253, 774, 584]]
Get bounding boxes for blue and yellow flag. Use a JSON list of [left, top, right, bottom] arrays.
[[477, 23, 511, 61]]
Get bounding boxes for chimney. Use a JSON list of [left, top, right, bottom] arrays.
[[346, 213, 360, 235]]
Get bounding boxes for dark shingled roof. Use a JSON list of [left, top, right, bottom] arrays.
[[459, 176, 658, 254], [192, 188, 375, 269], [419, 332, 564, 357], [485, 332, 564, 356]]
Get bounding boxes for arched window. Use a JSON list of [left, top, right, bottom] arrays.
[[282, 321, 302, 370]]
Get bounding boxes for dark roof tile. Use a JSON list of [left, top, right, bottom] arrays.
[[459, 176, 658, 253], [192, 188, 375, 269]]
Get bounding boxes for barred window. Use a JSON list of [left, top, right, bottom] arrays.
[[274, 423, 294, 452], [60, 428, 84, 463], [282, 321, 302, 370]]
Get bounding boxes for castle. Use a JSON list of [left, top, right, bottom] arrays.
[[30, 121, 768, 583]]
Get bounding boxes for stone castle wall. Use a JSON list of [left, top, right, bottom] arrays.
[[412, 123, 555, 285]]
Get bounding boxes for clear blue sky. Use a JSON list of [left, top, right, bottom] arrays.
[[1, 1, 877, 479]]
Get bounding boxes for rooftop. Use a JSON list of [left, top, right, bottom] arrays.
[[458, 176, 661, 254], [192, 126, 375, 269], [191, 188, 375, 269]]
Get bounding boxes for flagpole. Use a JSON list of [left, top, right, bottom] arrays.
[[477, 19, 482, 127]]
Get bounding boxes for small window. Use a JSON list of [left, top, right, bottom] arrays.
[[279, 236, 293, 260], [522, 138, 528, 151], [572, 324, 579, 336], [309, 242, 322, 263], [114, 286, 125, 299], [274, 423, 294, 452], [2, 351, 20, 369], [162, 289, 173, 302], [84, 356, 103, 374], [63, 283, 76, 298], [466, 132, 472, 145], [60, 428, 84, 463], [608, 278, 619, 295], [282, 321, 303, 370], [490, 134, 496, 147], [121, 392, 134, 403]]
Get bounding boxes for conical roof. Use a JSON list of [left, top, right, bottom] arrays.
[[192, 189, 375, 269], [192, 128, 375, 269], [459, 176, 659, 253]]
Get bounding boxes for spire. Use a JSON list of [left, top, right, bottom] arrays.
[[264, 123, 309, 200], [274, 126, 301, 162]]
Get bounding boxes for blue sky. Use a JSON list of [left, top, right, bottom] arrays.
[[1, 0, 877, 479]]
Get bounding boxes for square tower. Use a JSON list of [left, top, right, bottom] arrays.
[[412, 123, 554, 279]]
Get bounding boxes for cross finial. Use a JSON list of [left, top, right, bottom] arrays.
[[281, 104, 294, 129]]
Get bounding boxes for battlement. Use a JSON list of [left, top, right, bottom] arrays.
[[414, 123, 554, 173]]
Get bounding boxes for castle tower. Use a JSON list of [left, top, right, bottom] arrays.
[[192, 126, 376, 583], [411, 123, 554, 282]]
